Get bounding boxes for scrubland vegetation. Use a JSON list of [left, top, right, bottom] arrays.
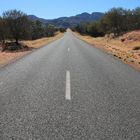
[[0, 9, 65, 52], [72, 7, 140, 37]]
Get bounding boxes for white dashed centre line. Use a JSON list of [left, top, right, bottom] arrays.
[[65, 71, 71, 100], [68, 48, 70, 52]]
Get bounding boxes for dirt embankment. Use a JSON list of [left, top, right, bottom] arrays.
[[0, 32, 63, 66], [74, 31, 140, 71]]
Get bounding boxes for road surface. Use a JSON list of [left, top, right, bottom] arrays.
[[0, 30, 140, 140]]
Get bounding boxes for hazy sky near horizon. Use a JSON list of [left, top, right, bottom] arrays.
[[0, 0, 140, 19]]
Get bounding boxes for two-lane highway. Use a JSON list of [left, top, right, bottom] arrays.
[[0, 30, 140, 140]]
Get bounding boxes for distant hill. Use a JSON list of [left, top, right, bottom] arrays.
[[28, 12, 104, 28]]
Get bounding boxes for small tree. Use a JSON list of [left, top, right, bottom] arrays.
[[46, 24, 56, 37], [0, 17, 10, 51], [31, 20, 45, 39], [59, 28, 66, 33], [102, 8, 126, 36], [86, 22, 104, 37], [0, 17, 4, 43], [3, 10, 31, 45], [132, 7, 140, 30]]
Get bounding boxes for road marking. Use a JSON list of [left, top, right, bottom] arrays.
[[65, 71, 71, 100], [68, 48, 70, 52]]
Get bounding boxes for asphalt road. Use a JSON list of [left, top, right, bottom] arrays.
[[0, 30, 140, 140]]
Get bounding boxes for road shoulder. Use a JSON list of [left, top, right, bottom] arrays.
[[74, 32, 140, 72], [0, 32, 64, 68]]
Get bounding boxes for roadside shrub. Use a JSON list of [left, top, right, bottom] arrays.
[[73, 7, 140, 37]]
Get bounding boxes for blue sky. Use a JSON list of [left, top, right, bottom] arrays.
[[0, 0, 140, 19]]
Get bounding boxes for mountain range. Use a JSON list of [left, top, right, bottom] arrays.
[[28, 12, 104, 28]]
